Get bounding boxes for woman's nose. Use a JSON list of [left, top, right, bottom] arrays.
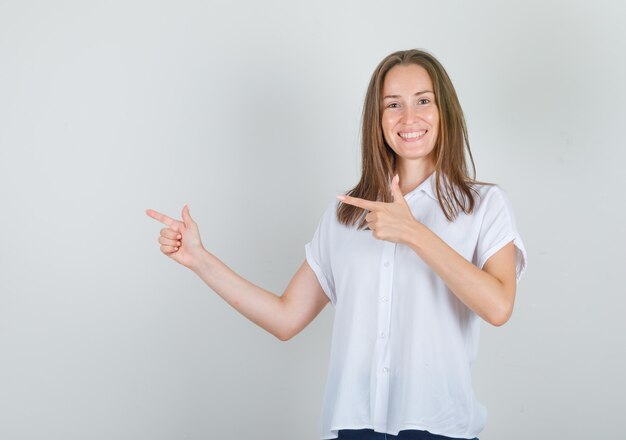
[[401, 107, 421, 124]]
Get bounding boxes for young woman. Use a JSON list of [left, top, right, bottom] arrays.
[[146, 49, 528, 440]]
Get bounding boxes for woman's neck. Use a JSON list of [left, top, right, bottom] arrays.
[[394, 159, 435, 196]]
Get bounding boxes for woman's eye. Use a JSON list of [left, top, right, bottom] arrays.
[[418, 98, 430, 105], [386, 103, 400, 108]]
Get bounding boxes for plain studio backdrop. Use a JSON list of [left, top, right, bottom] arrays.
[[1, 1, 624, 439]]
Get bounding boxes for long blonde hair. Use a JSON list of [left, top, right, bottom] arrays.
[[338, 49, 493, 228]]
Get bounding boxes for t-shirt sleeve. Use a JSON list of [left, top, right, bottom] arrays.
[[304, 200, 337, 304], [476, 186, 528, 283]]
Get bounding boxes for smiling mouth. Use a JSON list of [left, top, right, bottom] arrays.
[[398, 130, 427, 140]]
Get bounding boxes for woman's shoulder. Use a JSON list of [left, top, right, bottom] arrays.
[[466, 180, 519, 220], [463, 179, 514, 213]]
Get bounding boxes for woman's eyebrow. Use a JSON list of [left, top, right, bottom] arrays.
[[383, 90, 434, 99]]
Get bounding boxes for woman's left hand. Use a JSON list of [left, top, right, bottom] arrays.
[[337, 174, 420, 244]]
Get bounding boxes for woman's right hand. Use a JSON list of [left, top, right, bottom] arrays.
[[145, 205, 206, 270]]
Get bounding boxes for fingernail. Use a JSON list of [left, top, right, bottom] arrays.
[[177, 234, 182, 239], [336, 195, 346, 201]]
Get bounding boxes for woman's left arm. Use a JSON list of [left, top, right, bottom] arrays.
[[403, 222, 517, 327]]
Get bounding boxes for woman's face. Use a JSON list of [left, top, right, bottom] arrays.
[[381, 63, 439, 165]]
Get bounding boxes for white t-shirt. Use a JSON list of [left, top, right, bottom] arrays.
[[304, 171, 528, 440]]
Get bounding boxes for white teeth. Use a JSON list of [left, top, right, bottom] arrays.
[[399, 130, 427, 139]]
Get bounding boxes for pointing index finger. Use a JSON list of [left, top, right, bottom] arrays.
[[145, 209, 180, 230], [337, 195, 379, 211]]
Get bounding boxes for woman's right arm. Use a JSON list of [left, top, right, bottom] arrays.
[[191, 252, 329, 341], [146, 205, 329, 341]]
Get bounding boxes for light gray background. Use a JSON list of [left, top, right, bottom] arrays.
[[1, 1, 624, 439]]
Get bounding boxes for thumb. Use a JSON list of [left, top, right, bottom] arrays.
[[182, 204, 195, 226], [391, 174, 405, 203]]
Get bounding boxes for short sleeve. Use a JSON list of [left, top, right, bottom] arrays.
[[304, 200, 337, 304], [475, 186, 528, 283]]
